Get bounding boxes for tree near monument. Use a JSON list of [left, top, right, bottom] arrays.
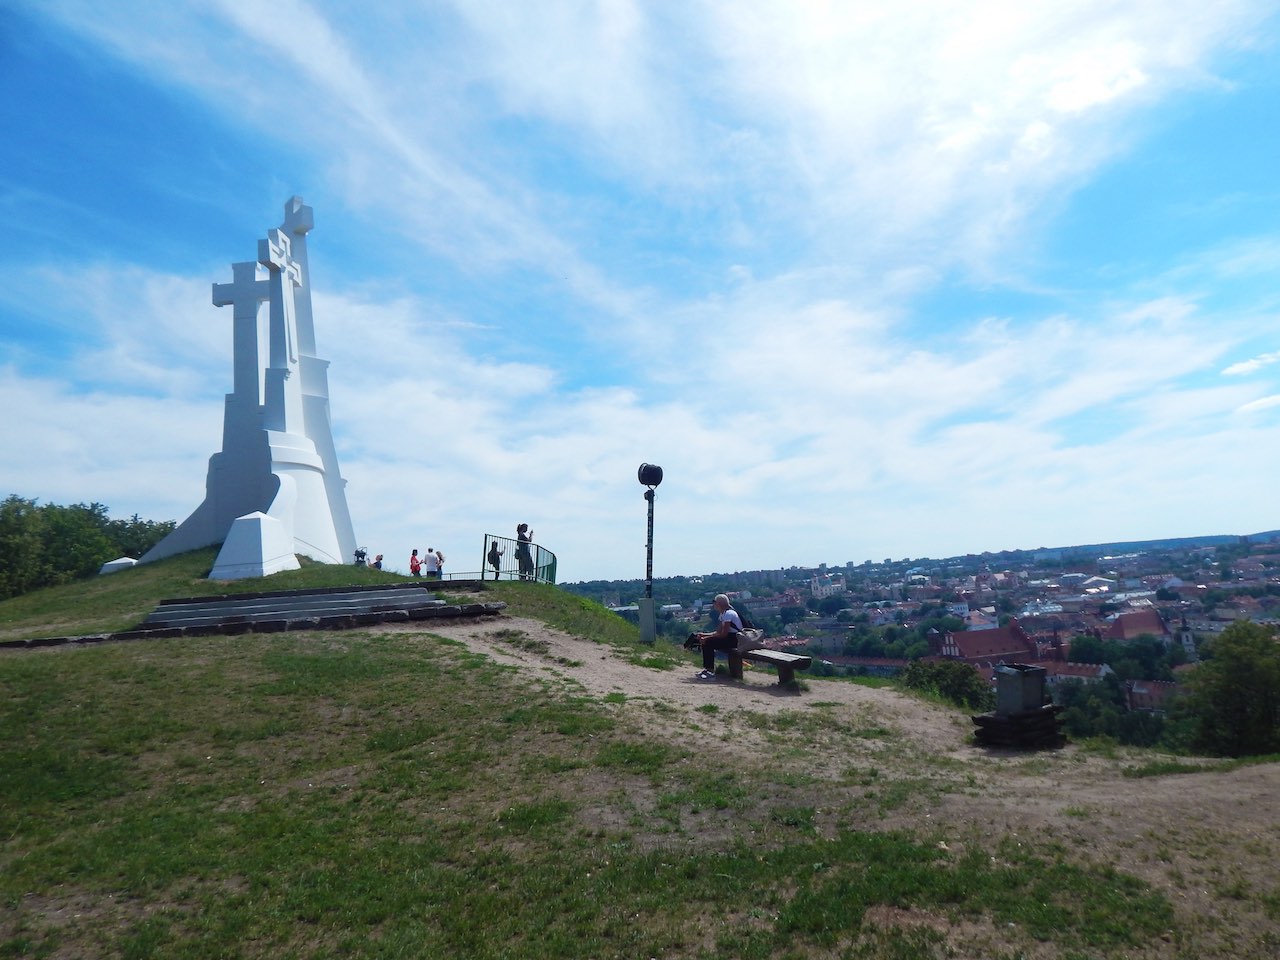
[[105, 513, 177, 560], [0, 495, 176, 600], [0, 497, 115, 596], [1177, 621, 1280, 757], [0, 496, 45, 599]]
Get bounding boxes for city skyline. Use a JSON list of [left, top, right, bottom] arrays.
[[565, 526, 1280, 587]]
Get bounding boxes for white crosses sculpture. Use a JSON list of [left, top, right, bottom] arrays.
[[140, 198, 357, 579]]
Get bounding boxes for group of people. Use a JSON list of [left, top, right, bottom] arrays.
[[408, 547, 445, 579], [487, 523, 537, 580], [362, 524, 540, 580]]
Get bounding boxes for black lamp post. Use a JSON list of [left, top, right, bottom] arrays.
[[637, 463, 663, 642]]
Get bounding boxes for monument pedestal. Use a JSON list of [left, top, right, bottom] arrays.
[[209, 513, 301, 580]]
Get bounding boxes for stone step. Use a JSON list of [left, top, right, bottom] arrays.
[[143, 586, 445, 628]]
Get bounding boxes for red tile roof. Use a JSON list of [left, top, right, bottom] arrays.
[[1125, 679, 1180, 711], [941, 620, 1034, 663], [1104, 609, 1168, 641]]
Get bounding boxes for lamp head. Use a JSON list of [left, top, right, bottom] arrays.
[[637, 463, 664, 488]]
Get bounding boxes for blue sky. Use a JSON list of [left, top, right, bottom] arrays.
[[2, 1, 1279, 582]]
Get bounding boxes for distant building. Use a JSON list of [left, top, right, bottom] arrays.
[[809, 573, 846, 598], [1103, 610, 1170, 644], [963, 609, 998, 630], [1081, 576, 1117, 593], [971, 660, 1114, 687], [1041, 661, 1114, 686], [1125, 679, 1179, 713], [1021, 599, 1064, 617], [933, 619, 1035, 666], [1211, 595, 1265, 622]]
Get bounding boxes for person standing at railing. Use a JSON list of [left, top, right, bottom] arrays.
[[516, 523, 534, 581], [424, 548, 439, 579], [487, 540, 504, 579], [409, 549, 422, 577]]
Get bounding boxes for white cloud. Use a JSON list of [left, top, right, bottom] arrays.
[[29, 0, 1273, 292], [1237, 394, 1280, 413], [1043, 42, 1149, 114], [1223, 350, 1280, 376], [694, 0, 1270, 266], [444, 0, 700, 180]]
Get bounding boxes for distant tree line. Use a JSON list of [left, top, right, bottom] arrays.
[[1179, 621, 1280, 757], [1055, 675, 1174, 748], [0, 495, 175, 600], [1067, 634, 1186, 682], [1056, 621, 1280, 757]]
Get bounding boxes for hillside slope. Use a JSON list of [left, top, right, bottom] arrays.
[[1, 563, 1277, 958]]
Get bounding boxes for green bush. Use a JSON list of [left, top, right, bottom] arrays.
[[0, 495, 175, 600], [899, 659, 993, 711], [1177, 621, 1280, 757]]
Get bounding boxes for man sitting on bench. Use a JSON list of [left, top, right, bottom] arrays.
[[690, 594, 744, 681]]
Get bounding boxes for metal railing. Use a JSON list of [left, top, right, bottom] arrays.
[[480, 534, 557, 584]]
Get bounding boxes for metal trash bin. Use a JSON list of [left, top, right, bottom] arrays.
[[995, 663, 1046, 716]]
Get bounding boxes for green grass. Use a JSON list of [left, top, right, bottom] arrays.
[[0, 554, 1223, 958], [1123, 759, 1216, 778], [1121, 753, 1280, 779], [0, 549, 415, 640], [482, 581, 640, 646]]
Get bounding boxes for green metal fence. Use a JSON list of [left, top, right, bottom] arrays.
[[480, 534, 556, 584]]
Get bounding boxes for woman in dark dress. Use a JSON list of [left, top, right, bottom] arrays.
[[515, 523, 534, 580]]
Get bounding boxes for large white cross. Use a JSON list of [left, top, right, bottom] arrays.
[[281, 197, 317, 358], [211, 261, 270, 403], [258, 228, 302, 369]]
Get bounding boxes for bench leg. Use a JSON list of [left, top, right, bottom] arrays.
[[776, 665, 794, 685], [728, 653, 744, 680]]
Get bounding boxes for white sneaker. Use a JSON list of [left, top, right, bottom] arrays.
[[696, 669, 716, 680]]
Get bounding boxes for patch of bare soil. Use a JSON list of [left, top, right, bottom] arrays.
[[387, 615, 961, 741], [379, 613, 1280, 958]]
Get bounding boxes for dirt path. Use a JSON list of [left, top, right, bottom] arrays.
[[378, 612, 1280, 955], [395, 615, 964, 743]]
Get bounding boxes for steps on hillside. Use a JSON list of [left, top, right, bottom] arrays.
[[1, 583, 506, 650], [144, 585, 446, 629]]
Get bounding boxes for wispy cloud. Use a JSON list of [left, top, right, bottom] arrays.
[[1237, 394, 1280, 413], [1223, 350, 1280, 376]]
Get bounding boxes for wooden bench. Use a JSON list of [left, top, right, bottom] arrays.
[[727, 648, 812, 685]]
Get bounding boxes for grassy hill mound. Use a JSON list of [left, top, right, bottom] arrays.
[[1, 556, 1277, 958], [0, 549, 439, 641]]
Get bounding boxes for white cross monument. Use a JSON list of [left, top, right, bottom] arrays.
[[140, 198, 357, 579]]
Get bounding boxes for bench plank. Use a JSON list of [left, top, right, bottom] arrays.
[[727, 648, 812, 685]]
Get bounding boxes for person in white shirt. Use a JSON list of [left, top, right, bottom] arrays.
[[691, 594, 743, 680]]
